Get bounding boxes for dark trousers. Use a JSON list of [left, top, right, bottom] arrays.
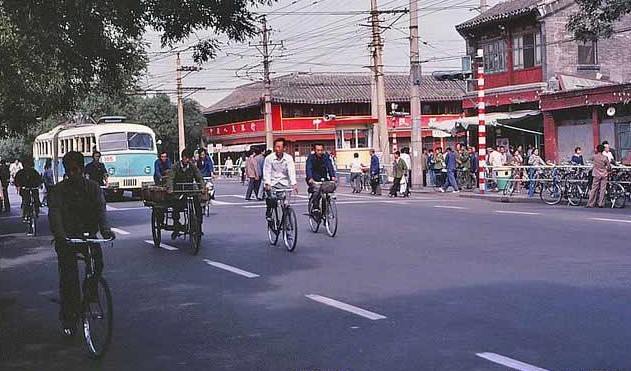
[[55, 242, 103, 323], [389, 177, 402, 196], [370, 175, 380, 195], [422, 170, 427, 187], [245, 178, 260, 200], [0, 181, 9, 211], [443, 170, 459, 191]]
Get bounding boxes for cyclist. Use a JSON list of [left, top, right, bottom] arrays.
[[153, 151, 172, 185], [166, 148, 204, 235], [263, 138, 298, 221], [305, 143, 336, 213], [85, 151, 108, 186], [13, 157, 43, 221], [48, 151, 115, 337]]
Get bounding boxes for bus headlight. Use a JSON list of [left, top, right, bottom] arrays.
[[144, 166, 151, 174], [108, 167, 115, 175]]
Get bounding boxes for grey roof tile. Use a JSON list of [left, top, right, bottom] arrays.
[[456, 0, 540, 31]]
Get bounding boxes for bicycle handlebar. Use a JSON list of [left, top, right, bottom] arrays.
[[66, 237, 115, 244]]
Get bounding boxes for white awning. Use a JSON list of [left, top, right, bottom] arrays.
[[210, 143, 264, 153], [429, 110, 541, 132]]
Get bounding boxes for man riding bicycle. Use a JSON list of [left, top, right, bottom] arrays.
[[13, 157, 43, 220], [263, 138, 298, 221], [166, 148, 204, 235], [305, 143, 336, 214], [48, 151, 115, 337]]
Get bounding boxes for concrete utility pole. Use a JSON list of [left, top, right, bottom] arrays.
[[409, 0, 423, 187], [176, 53, 185, 155], [476, 49, 486, 194], [251, 16, 282, 149], [370, 0, 390, 167]]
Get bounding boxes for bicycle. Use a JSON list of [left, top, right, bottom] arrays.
[[266, 188, 298, 252], [350, 172, 363, 193], [64, 235, 115, 359], [308, 181, 338, 237], [456, 168, 476, 191], [21, 187, 40, 236]]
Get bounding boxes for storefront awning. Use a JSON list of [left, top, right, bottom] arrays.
[[211, 143, 265, 153], [428, 110, 541, 132]]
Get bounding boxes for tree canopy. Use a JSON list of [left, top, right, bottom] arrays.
[[0, 0, 272, 133], [568, 0, 631, 40]]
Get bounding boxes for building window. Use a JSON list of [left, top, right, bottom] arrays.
[[482, 39, 506, 73], [615, 123, 631, 161], [578, 41, 598, 65], [513, 31, 542, 69], [335, 128, 373, 150]]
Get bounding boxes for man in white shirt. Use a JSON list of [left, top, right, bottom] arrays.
[[263, 138, 298, 221], [349, 152, 365, 193], [400, 148, 412, 194], [488, 147, 504, 167], [603, 141, 615, 163]]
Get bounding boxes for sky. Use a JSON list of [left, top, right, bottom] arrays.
[[141, 0, 501, 108]]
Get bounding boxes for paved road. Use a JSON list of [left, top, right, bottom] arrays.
[[1, 181, 631, 370]]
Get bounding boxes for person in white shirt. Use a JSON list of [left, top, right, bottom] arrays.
[[224, 157, 234, 177], [488, 147, 504, 167], [603, 141, 615, 163], [400, 147, 412, 195], [349, 152, 365, 193], [263, 138, 298, 221]]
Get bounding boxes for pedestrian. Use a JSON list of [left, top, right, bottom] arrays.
[[427, 149, 436, 186], [516, 145, 525, 164], [196, 148, 214, 178], [236, 155, 247, 185], [153, 151, 172, 185], [571, 147, 584, 165], [602, 141, 616, 163], [224, 157, 234, 177], [527, 148, 546, 198], [9, 159, 23, 184], [369, 149, 381, 195], [244, 150, 261, 200], [256, 149, 268, 200], [42, 158, 55, 206], [440, 147, 459, 193], [350, 152, 365, 193], [85, 151, 108, 186], [400, 147, 412, 193], [457, 146, 471, 189], [434, 147, 445, 187], [389, 151, 407, 197], [469, 146, 479, 188], [587, 144, 610, 208], [420, 148, 428, 187], [499, 146, 508, 165], [510, 149, 524, 193], [0, 159, 10, 212]]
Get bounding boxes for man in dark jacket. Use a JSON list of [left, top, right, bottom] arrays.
[[48, 151, 114, 336], [153, 151, 172, 185], [0, 159, 10, 212], [369, 149, 381, 195], [440, 147, 459, 192], [469, 146, 479, 188], [85, 151, 108, 186], [14, 158, 43, 219], [166, 148, 203, 233], [305, 143, 336, 212]]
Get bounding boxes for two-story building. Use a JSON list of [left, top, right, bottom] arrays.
[[453, 0, 631, 160], [203, 73, 464, 167]]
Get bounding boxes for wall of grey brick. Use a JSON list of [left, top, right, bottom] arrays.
[[543, 1, 631, 83]]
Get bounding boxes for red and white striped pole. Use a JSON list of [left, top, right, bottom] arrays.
[[477, 48, 486, 194]]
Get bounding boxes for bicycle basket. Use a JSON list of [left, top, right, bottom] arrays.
[[320, 181, 337, 193]]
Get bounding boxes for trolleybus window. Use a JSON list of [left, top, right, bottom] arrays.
[[127, 132, 154, 150], [99, 132, 154, 152]]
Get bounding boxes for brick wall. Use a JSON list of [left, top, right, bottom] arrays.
[[543, 0, 631, 83]]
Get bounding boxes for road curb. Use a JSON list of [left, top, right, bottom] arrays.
[[457, 192, 544, 204]]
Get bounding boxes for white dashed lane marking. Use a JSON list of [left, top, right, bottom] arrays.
[[590, 217, 631, 224], [476, 352, 549, 371], [143, 240, 178, 251], [495, 210, 540, 216], [111, 227, 130, 235], [203, 259, 260, 278], [433, 205, 468, 210], [305, 294, 387, 321]]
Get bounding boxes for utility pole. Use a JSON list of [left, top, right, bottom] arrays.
[[370, 0, 390, 167], [409, 0, 423, 188], [176, 53, 185, 156], [476, 49, 486, 194], [251, 16, 283, 150]]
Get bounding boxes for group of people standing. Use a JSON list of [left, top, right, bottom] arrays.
[[425, 144, 479, 193], [244, 148, 272, 201]]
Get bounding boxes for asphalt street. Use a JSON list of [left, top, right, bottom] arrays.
[[1, 180, 631, 370]]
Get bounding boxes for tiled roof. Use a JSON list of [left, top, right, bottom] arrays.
[[204, 73, 465, 115], [456, 0, 540, 31]]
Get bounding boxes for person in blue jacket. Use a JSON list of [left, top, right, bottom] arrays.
[[369, 149, 380, 195], [153, 151, 172, 185], [196, 148, 214, 178], [441, 147, 459, 192]]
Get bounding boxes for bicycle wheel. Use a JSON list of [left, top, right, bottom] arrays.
[[283, 207, 298, 252], [188, 205, 201, 255], [567, 184, 584, 206], [541, 183, 562, 205], [608, 183, 627, 209], [30, 213, 37, 236], [82, 276, 113, 359], [151, 209, 161, 248], [324, 197, 338, 237], [308, 199, 321, 233], [501, 180, 515, 200], [267, 207, 280, 245]]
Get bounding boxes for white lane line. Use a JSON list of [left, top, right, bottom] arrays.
[[590, 217, 631, 224], [476, 352, 549, 371], [495, 210, 540, 216], [106, 205, 119, 211], [203, 259, 260, 278], [107, 207, 147, 212], [111, 227, 130, 235], [433, 205, 468, 210], [143, 240, 178, 251], [305, 294, 387, 321]]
